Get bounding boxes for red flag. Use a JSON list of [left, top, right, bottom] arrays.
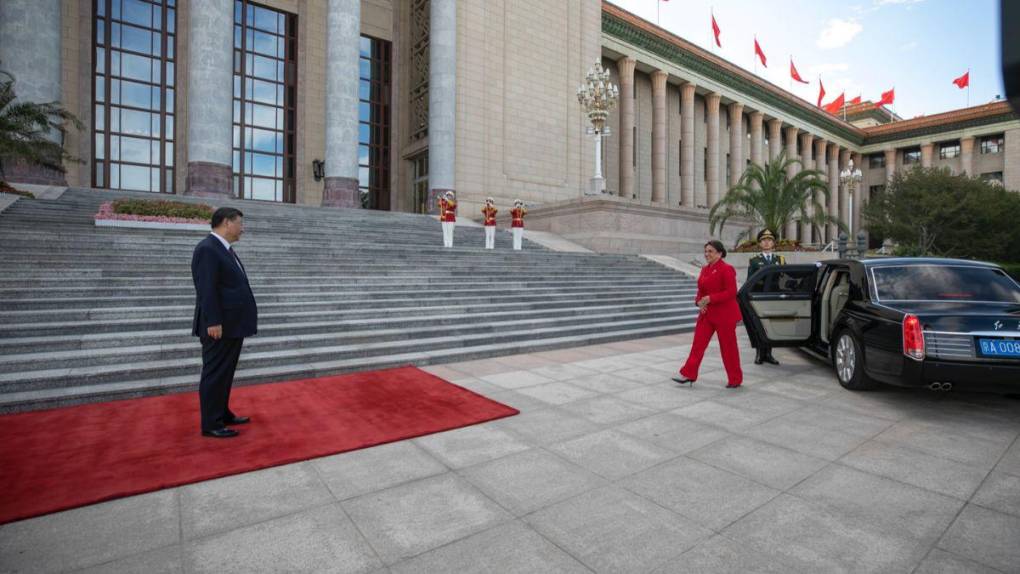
[[817, 78, 826, 107], [849, 95, 862, 105], [823, 93, 845, 115], [874, 88, 895, 108], [790, 59, 809, 84], [952, 71, 969, 89], [754, 37, 767, 67], [711, 14, 722, 48]]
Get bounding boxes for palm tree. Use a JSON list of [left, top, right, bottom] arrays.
[[708, 151, 845, 245], [0, 67, 82, 185]]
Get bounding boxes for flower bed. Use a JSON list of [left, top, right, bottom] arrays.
[[94, 199, 213, 230], [732, 238, 812, 252]]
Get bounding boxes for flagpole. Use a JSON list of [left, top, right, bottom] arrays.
[[967, 68, 970, 107], [657, 0, 660, 26]]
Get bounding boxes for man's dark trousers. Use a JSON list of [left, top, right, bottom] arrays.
[[199, 337, 244, 431]]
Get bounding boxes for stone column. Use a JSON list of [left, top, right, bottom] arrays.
[[728, 102, 744, 191], [767, 119, 783, 163], [0, 0, 64, 184], [827, 144, 840, 243], [428, 0, 457, 201], [186, 0, 235, 197], [799, 133, 815, 243], [322, 0, 362, 207], [749, 111, 764, 167], [960, 137, 975, 176], [839, 148, 851, 236], [680, 82, 696, 207], [885, 148, 897, 182], [851, 152, 863, 236], [706, 93, 721, 207], [920, 142, 934, 168], [814, 138, 828, 243], [651, 70, 668, 204], [617, 57, 637, 199], [784, 126, 799, 240]]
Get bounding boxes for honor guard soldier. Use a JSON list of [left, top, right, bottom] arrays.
[[482, 197, 498, 249], [439, 191, 457, 248], [746, 228, 785, 365], [510, 199, 527, 251]]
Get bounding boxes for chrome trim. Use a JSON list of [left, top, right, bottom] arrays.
[[925, 330, 1020, 337], [924, 332, 974, 360]]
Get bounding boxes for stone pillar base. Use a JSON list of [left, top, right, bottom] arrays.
[[1, 157, 67, 186], [185, 161, 233, 198], [587, 176, 605, 195], [321, 176, 360, 208]]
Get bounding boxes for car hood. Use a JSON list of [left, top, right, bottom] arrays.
[[880, 301, 1020, 333]]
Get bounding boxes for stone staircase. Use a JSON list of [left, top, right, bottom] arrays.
[[0, 188, 699, 412]]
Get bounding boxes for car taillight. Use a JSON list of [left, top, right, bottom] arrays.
[[902, 314, 925, 361]]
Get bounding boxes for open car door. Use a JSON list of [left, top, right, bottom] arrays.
[[738, 264, 819, 347]]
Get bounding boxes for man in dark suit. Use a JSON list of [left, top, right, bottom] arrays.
[[192, 207, 258, 438], [746, 228, 784, 365]]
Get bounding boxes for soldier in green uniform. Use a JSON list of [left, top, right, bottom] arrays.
[[746, 229, 784, 365]]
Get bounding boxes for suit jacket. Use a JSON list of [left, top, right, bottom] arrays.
[[191, 234, 258, 339], [747, 252, 785, 280], [696, 259, 742, 326]]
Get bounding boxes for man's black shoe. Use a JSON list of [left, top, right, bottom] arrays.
[[202, 428, 239, 438], [763, 355, 780, 365]]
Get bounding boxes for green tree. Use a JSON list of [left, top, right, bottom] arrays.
[[709, 151, 844, 244], [0, 68, 82, 185], [863, 167, 1020, 262]]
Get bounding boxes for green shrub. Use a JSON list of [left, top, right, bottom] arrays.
[[0, 181, 34, 198], [111, 198, 213, 220]]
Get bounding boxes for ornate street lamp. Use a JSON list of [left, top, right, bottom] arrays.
[[839, 158, 863, 236], [577, 61, 619, 195]]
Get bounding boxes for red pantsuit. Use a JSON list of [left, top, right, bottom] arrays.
[[680, 259, 743, 386]]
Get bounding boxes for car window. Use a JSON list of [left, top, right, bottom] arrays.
[[871, 265, 1020, 302], [747, 268, 817, 294]]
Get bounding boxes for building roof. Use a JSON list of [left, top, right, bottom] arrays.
[[601, 1, 1019, 148]]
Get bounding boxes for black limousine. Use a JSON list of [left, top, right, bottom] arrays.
[[738, 257, 1020, 393]]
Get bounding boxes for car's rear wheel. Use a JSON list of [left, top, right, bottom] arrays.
[[833, 330, 877, 390]]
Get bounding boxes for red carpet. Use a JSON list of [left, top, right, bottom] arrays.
[[0, 366, 518, 525]]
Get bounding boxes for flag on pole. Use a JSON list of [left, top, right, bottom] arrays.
[[952, 71, 970, 89], [823, 93, 845, 115], [790, 58, 809, 84], [711, 12, 722, 48], [874, 88, 895, 109], [817, 78, 826, 107], [754, 37, 767, 68], [849, 95, 862, 105]]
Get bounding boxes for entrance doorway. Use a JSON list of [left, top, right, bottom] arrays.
[[411, 151, 429, 214]]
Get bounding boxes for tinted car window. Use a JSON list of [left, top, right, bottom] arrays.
[[872, 265, 1020, 302], [748, 268, 817, 294]]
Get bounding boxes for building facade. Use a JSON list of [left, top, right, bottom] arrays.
[[1, 0, 1018, 252]]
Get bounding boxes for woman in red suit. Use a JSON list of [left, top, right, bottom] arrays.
[[673, 240, 743, 388]]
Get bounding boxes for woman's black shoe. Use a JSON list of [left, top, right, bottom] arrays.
[[671, 376, 695, 385]]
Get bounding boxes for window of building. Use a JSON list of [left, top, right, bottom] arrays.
[[725, 153, 730, 185], [678, 139, 682, 177], [902, 148, 921, 165], [409, 0, 429, 142], [92, 0, 177, 192], [939, 142, 960, 159], [358, 35, 391, 210], [980, 135, 1004, 154], [868, 153, 886, 169], [981, 172, 1004, 185], [869, 184, 885, 197], [231, 0, 297, 203]]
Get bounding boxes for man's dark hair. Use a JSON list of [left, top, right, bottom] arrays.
[[211, 207, 243, 229]]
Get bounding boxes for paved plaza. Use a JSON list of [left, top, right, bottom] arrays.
[[2, 332, 1019, 574]]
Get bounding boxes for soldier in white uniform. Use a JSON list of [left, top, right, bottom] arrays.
[[438, 191, 457, 248], [481, 197, 497, 249], [510, 199, 527, 251]]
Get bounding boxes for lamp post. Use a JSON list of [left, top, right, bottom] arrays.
[[839, 158, 863, 236], [576, 61, 619, 195]]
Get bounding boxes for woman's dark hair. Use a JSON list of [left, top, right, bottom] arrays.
[[704, 240, 727, 258], [211, 207, 244, 229]]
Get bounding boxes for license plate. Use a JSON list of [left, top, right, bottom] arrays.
[[977, 338, 1020, 358]]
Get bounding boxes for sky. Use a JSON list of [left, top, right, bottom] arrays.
[[607, 0, 1004, 119]]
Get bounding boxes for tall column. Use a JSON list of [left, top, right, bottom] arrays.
[[960, 137, 975, 175], [428, 0, 457, 201], [784, 126, 799, 240], [0, 0, 64, 184], [186, 0, 235, 197], [885, 148, 897, 182], [839, 148, 851, 236], [749, 111, 764, 166], [799, 133, 815, 243], [827, 144, 840, 243], [920, 142, 934, 168], [322, 0, 362, 207], [851, 152, 864, 236], [814, 138, 828, 243], [617, 57, 637, 199], [651, 70, 668, 204], [767, 119, 783, 163], [680, 82, 696, 207], [728, 103, 744, 191], [705, 93, 721, 207]]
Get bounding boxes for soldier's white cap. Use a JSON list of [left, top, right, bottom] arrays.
[[444, 190, 455, 198], [486, 197, 494, 203], [513, 198, 523, 205]]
